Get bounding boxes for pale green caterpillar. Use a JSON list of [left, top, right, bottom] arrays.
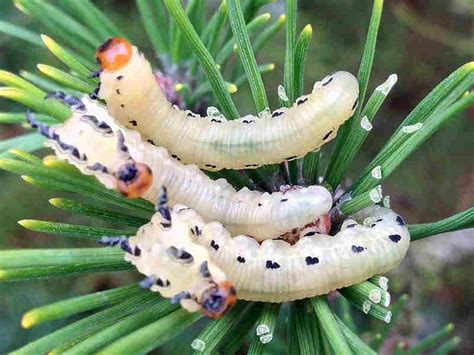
[[27, 95, 333, 241], [95, 38, 360, 171]]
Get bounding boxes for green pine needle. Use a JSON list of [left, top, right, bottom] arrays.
[[227, 0, 269, 112], [99, 309, 201, 355], [17, 219, 135, 239], [409, 207, 474, 241], [21, 284, 144, 329]]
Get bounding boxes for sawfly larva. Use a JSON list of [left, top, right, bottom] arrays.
[[107, 188, 409, 317], [95, 37, 360, 171], [28, 95, 332, 241]]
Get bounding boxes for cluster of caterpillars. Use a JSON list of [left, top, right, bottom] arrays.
[[25, 37, 410, 319]]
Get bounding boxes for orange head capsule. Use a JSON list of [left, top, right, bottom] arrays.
[[117, 162, 153, 198], [96, 37, 133, 71], [201, 281, 237, 319]]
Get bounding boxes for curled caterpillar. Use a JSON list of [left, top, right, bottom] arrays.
[[117, 189, 409, 316], [95, 37, 360, 171], [28, 95, 332, 241], [101, 188, 236, 319]]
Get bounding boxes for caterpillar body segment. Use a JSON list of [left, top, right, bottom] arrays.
[[96, 38, 360, 171], [32, 96, 333, 241], [126, 203, 410, 306]]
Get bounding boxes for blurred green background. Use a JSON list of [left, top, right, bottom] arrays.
[[0, 0, 472, 353]]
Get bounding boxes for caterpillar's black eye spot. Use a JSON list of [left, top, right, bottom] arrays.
[[147, 139, 156, 145], [237, 256, 245, 263], [305, 256, 319, 265], [286, 156, 297, 161], [396, 215, 405, 226], [388, 234, 401, 243], [266, 260, 280, 269], [346, 223, 357, 229], [322, 76, 333, 86], [205, 164, 217, 169], [351, 245, 365, 253], [210, 118, 222, 123], [352, 98, 359, 110], [323, 130, 333, 140], [116, 89, 121, 95], [376, 218, 383, 222], [272, 110, 284, 117], [116, 75, 124, 80], [280, 198, 288, 202], [129, 120, 138, 127], [304, 231, 317, 237], [120, 104, 125, 108], [210, 240, 219, 251], [118, 163, 138, 182], [171, 154, 181, 161], [257, 202, 263, 207], [296, 97, 308, 105]]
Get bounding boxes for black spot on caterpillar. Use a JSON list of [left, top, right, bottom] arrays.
[[266, 260, 281, 269], [167, 246, 194, 264], [296, 97, 308, 105], [323, 130, 334, 141], [87, 162, 108, 174], [97, 40, 359, 171], [129, 120, 138, 127], [305, 256, 319, 265], [388, 234, 401, 243], [237, 256, 246, 263], [36, 96, 334, 241], [210, 240, 219, 251], [351, 245, 365, 253], [156, 278, 171, 287], [396, 215, 405, 226], [322, 77, 333, 86]]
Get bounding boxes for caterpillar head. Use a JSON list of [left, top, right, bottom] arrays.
[[200, 281, 237, 319], [117, 162, 153, 198], [96, 37, 132, 71]]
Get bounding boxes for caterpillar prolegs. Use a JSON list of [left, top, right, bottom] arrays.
[[118, 189, 409, 317], [95, 38, 360, 171], [28, 96, 332, 241]]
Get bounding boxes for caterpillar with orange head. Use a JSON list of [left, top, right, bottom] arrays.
[[95, 37, 360, 171], [101, 188, 409, 317], [27, 95, 332, 241]]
